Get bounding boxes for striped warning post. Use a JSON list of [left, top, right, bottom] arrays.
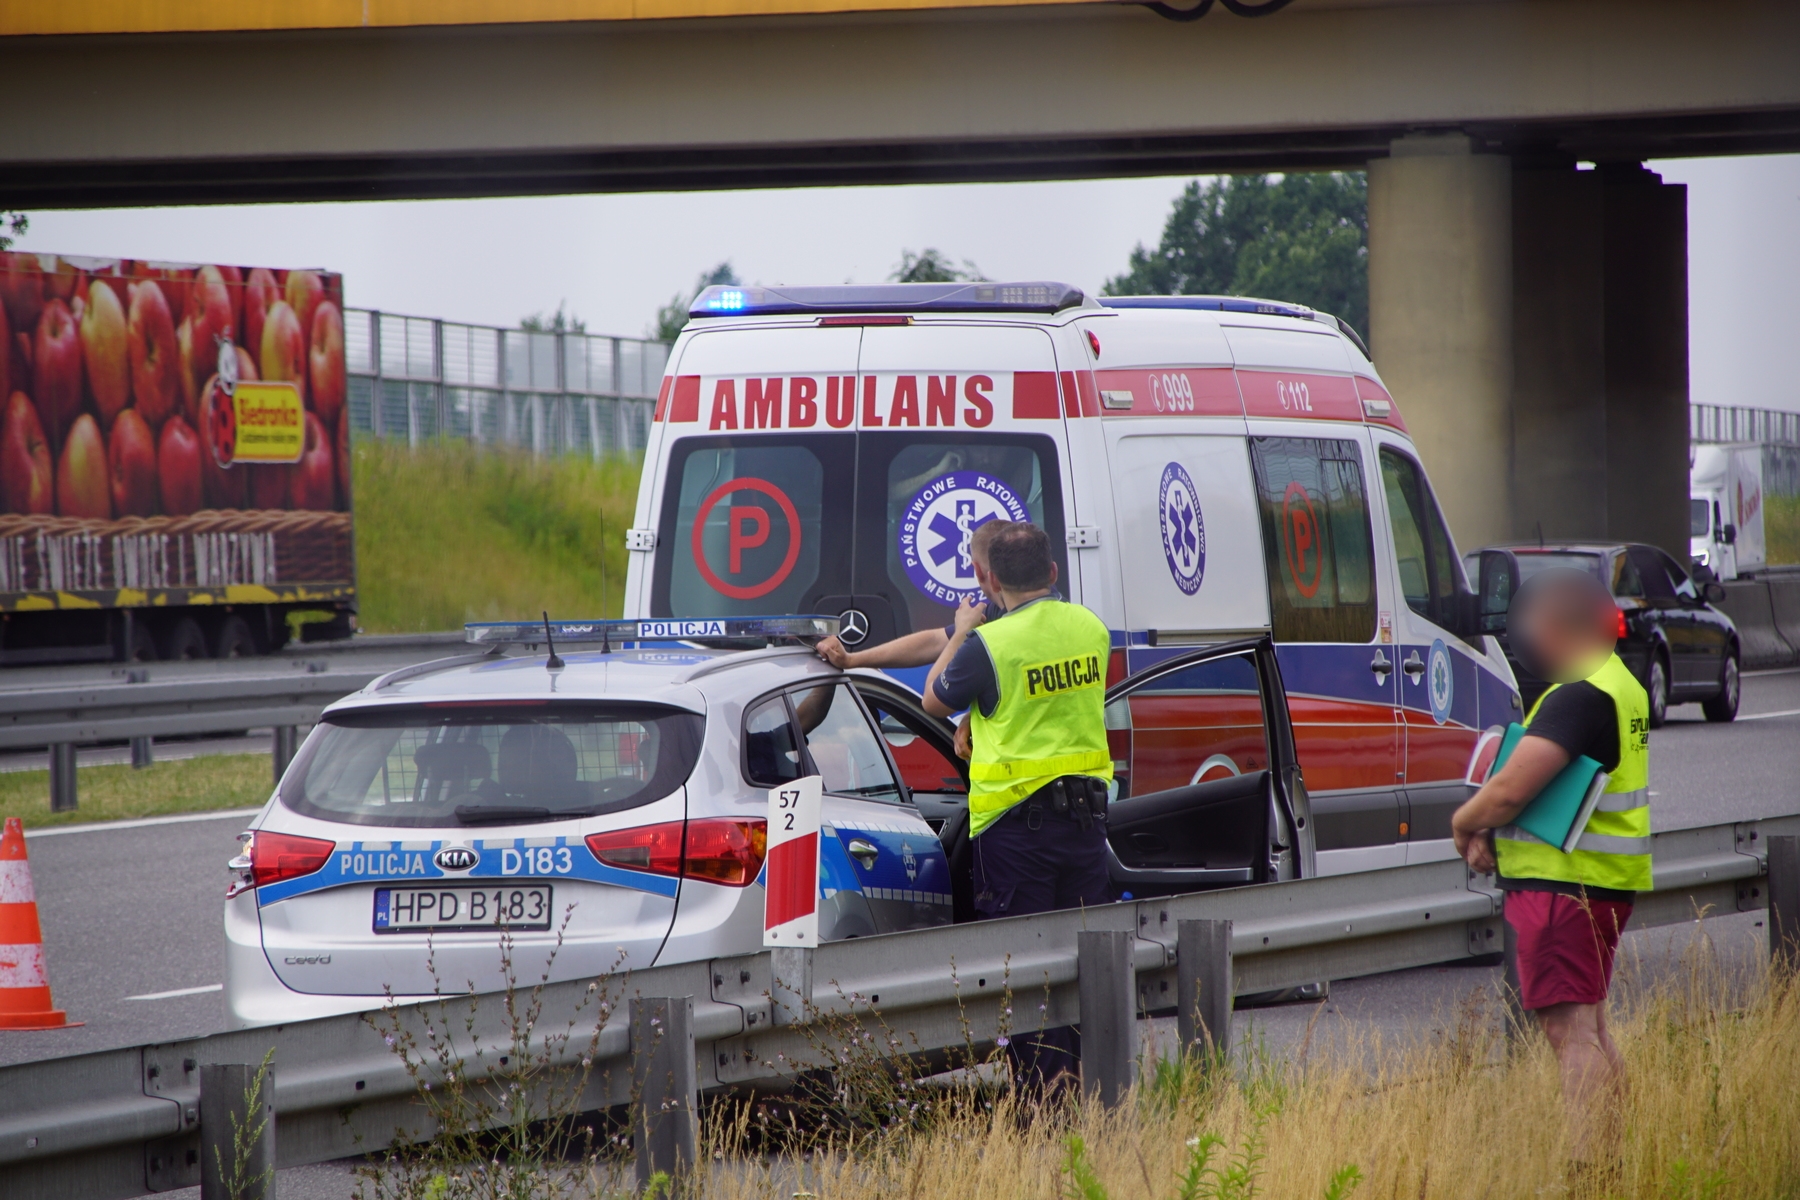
[[0, 817, 72, 1030]]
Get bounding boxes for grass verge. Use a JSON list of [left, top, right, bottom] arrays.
[[351, 439, 641, 633], [347, 930, 1796, 1199], [0, 753, 271, 829]]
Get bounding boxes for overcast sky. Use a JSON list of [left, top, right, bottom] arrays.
[[16, 153, 1800, 413]]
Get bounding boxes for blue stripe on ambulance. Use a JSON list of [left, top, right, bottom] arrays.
[[256, 836, 680, 905]]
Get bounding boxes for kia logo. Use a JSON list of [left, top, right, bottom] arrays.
[[435, 846, 479, 871]]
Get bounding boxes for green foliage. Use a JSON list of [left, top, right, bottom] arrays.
[[351, 439, 640, 634], [0, 753, 272, 828], [0, 212, 25, 251], [654, 262, 739, 342], [1061, 1113, 1359, 1200], [520, 303, 586, 335], [890, 248, 988, 284], [1106, 173, 1368, 339]]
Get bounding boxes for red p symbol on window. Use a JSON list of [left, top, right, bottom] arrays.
[[1282, 481, 1323, 599], [729, 506, 770, 574]]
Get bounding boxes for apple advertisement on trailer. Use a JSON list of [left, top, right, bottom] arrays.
[[0, 252, 353, 612]]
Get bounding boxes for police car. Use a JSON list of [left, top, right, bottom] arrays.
[[622, 282, 1524, 877], [225, 616, 1310, 1027]]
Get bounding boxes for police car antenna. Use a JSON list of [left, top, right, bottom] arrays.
[[541, 611, 565, 671]]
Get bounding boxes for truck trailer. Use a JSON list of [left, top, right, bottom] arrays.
[[0, 251, 355, 664], [1690, 442, 1765, 581]]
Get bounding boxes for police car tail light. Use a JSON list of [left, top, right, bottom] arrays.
[[1615, 607, 1629, 640], [249, 831, 335, 888], [585, 822, 685, 878], [682, 818, 767, 887], [586, 819, 767, 887]]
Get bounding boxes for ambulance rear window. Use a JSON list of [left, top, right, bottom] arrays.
[[654, 434, 852, 618]]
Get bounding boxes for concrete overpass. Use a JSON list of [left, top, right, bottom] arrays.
[[5, 0, 1799, 556]]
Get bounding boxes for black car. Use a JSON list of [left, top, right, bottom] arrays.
[[1463, 542, 1740, 728]]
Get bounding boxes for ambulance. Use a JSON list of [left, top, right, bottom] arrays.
[[621, 282, 1522, 877]]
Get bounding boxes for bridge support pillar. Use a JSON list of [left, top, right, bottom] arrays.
[[1514, 162, 1689, 558], [1369, 134, 1516, 551], [1372, 140, 1691, 559]]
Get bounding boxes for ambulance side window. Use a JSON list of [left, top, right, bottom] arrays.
[[1248, 437, 1377, 643], [1379, 449, 1469, 630]]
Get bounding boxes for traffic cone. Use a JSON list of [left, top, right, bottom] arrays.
[[0, 817, 74, 1030]]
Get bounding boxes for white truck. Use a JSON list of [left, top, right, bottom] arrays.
[[1691, 443, 1765, 580]]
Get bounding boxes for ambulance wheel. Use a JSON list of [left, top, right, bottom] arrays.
[[1646, 654, 1669, 729], [1702, 652, 1740, 723]]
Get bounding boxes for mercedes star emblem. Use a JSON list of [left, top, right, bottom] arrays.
[[837, 609, 870, 646]]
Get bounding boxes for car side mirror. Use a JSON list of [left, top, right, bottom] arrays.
[[1703, 580, 1727, 604], [1691, 561, 1717, 584], [1723, 523, 1738, 545], [1475, 549, 1519, 635]]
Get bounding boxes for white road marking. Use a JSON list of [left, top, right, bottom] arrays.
[[24, 807, 264, 839], [125, 983, 223, 1001], [1739, 707, 1800, 722]]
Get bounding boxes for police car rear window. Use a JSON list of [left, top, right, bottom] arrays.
[[281, 704, 704, 828]]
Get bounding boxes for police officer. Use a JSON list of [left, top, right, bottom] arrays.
[[918, 519, 1113, 1085], [1451, 567, 1650, 1184]]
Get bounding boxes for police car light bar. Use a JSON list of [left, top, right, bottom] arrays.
[[464, 616, 840, 646], [1099, 295, 1316, 320], [690, 282, 1087, 318]]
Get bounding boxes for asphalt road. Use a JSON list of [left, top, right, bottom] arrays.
[[4, 667, 1795, 1077]]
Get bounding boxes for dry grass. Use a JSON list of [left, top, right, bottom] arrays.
[[352, 440, 640, 633], [0, 753, 270, 828], [692, 953, 1798, 1200]]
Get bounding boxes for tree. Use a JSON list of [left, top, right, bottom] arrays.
[[890, 248, 988, 283], [653, 262, 739, 343], [1106, 173, 1368, 339], [520, 301, 585, 334], [0, 212, 27, 251]]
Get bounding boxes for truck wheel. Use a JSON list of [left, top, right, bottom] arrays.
[[160, 617, 208, 661], [213, 615, 258, 659], [1646, 654, 1669, 729], [1702, 652, 1740, 723]]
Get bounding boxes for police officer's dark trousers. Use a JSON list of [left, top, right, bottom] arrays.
[[971, 780, 1111, 1089]]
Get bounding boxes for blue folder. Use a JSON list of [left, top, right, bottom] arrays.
[[1490, 722, 1609, 854]]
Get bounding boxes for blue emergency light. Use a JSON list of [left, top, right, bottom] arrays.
[[464, 615, 840, 647], [1099, 295, 1316, 320], [690, 282, 1086, 318]]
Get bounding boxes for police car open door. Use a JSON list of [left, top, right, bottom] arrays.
[[1103, 637, 1313, 896]]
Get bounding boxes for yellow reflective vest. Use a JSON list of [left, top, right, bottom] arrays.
[[965, 598, 1114, 837], [1495, 652, 1652, 893]]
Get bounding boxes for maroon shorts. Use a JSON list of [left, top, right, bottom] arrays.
[[1504, 890, 1633, 1010]]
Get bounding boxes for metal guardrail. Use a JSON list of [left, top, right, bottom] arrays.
[[344, 308, 667, 458], [1, 819, 1793, 1200]]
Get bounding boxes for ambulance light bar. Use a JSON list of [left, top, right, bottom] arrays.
[[691, 282, 1086, 317], [1100, 295, 1316, 320], [464, 616, 840, 646]]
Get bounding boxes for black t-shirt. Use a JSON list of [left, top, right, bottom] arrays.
[[1523, 681, 1620, 772], [1497, 680, 1633, 900]]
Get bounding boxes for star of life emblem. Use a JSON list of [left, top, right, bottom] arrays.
[[897, 471, 1030, 605]]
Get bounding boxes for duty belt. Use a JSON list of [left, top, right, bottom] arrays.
[[1020, 774, 1109, 831]]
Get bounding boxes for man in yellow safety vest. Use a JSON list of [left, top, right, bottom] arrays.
[[1452, 566, 1651, 1185]]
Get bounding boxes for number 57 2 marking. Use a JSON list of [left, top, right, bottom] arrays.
[[778, 787, 801, 830]]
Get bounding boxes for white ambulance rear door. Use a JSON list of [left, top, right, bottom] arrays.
[[1085, 313, 1268, 638]]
